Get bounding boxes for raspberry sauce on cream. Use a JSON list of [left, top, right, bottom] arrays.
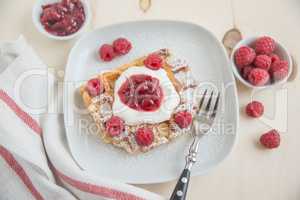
[[118, 74, 164, 112], [113, 66, 180, 125]]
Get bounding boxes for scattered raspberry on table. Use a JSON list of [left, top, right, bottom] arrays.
[[260, 129, 280, 149], [246, 101, 264, 118]]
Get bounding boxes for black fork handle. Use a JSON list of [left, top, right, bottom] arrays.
[[169, 168, 191, 200]]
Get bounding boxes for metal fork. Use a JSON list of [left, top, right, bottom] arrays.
[[170, 89, 220, 200]]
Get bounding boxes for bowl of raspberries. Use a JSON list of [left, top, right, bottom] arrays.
[[231, 36, 292, 88]]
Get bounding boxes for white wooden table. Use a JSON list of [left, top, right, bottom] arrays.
[[1, 0, 299, 199]]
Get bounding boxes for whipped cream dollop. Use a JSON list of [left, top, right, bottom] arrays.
[[112, 66, 180, 125]]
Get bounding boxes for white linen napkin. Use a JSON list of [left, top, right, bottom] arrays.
[[0, 36, 164, 200]]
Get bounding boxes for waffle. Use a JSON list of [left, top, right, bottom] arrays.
[[80, 49, 198, 153]]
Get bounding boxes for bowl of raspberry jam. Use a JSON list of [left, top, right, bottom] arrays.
[[33, 0, 91, 40]]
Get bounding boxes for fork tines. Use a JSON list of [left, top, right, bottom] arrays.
[[196, 89, 220, 118]]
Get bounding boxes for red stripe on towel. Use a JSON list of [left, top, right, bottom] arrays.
[[0, 89, 42, 135], [0, 146, 44, 200], [0, 89, 145, 200], [54, 169, 144, 200]]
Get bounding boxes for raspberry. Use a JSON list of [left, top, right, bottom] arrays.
[[254, 55, 272, 70], [105, 116, 125, 137], [174, 111, 193, 129], [248, 68, 270, 86], [246, 101, 264, 118], [269, 53, 280, 63], [242, 65, 253, 80], [234, 46, 256, 68], [99, 44, 116, 62], [260, 129, 280, 149], [255, 36, 276, 54], [269, 60, 289, 81], [86, 78, 103, 97], [135, 127, 154, 146], [144, 54, 163, 70], [140, 99, 160, 111], [113, 38, 132, 55]]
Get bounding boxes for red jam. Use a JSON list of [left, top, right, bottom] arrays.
[[40, 0, 85, 36], [118, 74, 164, 112]]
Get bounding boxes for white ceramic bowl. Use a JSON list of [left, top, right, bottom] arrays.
[[32, 0, 91, 40], [231, 36, 292, 89]]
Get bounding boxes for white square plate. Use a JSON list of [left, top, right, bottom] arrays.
[[63, 20, 239, 184]]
